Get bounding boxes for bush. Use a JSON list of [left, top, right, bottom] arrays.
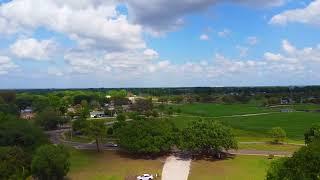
[[270, 127, 286, 144]]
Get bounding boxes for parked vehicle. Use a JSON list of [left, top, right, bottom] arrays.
[[137, 174, 153, 180]]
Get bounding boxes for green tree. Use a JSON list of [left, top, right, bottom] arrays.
[[270, 127, 286, 144], [179, 119, 237, 158], [117, 119, 177, 155], [0, 114, 48, 152], [266, 140, 320, 180], [31, 145, 70, 180], [0, 146, 30, 180], [34, 108, 62, 130], [304, 123, 320, 145], [85, 119, 106, 152]]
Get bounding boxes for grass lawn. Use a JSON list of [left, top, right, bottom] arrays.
[[168, 111, 320, 142], [189, 155, 274, 180], [238, 143, 303, 152], [68, 149, 164, 180], [221, 112, 320, 140], [169, 103, 274, 117]]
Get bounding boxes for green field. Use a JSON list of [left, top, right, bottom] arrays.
[[222, 112, 320, 140], [189, 155, 273, 180], [166, 103, 320, 141], [169, 103, 274, 117], [68, 149, 163, 180]]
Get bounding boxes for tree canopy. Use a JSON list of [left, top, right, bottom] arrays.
[[179, 119, 238, 157], [117, 119, 177, 155], [304, 123, 320, 145], [266, 140, 320, 180], [31, 145, 70, 180]]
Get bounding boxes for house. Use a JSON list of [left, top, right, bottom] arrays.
[[90, 111, 105, 118], [280, 98, 292, 105], [20, 107, 35, 120]]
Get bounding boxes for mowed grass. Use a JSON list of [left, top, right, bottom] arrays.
[[238, 143, 303, 152], [168, 111, 320, 141], [189, 155, 273, 180], [169, 103, 275, 117], [222, 112, 320, 140], [68, 149, 164, 180]]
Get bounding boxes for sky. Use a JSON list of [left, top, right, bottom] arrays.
[[0, 0, 320, 88]]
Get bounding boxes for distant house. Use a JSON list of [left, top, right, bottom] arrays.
[[90, 111, 105, 118], [20, 107, 35, 120], [280, 98, 293, 105]]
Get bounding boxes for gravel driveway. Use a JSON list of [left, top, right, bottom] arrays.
[[161, 156, 191, 180]]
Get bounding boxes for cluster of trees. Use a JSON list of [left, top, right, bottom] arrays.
[[115, 118, 237, 158], [266, 124, 320, 180], [0, 114, 70, 179]]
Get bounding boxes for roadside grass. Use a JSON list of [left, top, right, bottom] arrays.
[[189, 155, 274, 180], [238, 143, 302, 152], [68, 149, 164, 180]]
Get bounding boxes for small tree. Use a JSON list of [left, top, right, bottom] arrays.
[[31, 145, 70, 180], [85, 119, 106, 152], [304, 123, 320, 145], [270, 127, 286, 144]]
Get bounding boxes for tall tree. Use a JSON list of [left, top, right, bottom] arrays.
[[85, 119, 106, 152]]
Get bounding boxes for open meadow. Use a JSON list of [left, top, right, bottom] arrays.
[[68, 149, 164, 180], [189, 155, 273, 180]]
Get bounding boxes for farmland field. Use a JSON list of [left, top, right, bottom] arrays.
[[68, 149, 164, 180], [167, 104, 320, 141], [168, 103, 274, 117], [189, 155, 273, 180]]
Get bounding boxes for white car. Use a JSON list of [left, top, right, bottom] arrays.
[[137, 174, 153, 180]]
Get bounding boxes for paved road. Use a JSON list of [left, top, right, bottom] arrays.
[[162, 156, 191, 180], [46, 129, 119, 151]]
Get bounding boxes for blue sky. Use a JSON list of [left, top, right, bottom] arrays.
[[0, 0, 320, 88]]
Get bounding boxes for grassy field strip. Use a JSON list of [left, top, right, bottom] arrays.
[[189, 155, 273, 180], [172, 111, 282, 119]]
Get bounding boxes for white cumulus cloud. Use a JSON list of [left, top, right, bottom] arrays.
[[10, 38, 57, 60]]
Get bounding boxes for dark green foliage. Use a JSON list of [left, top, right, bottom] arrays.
[[0, 91, 16, 104], [266, 140, 320, 180], [31, 145, 70, 180], [0, 103, 19, 115], [34, 108, 63, 130], [0, 114, 48, 152], [304, 123, 320, 144], [72, 118, 88, 134], [179, 119, 238, 156], [117, 119, 177, 155], [0, 146, 30, 180], [116, 113, 126, 122], [131, 98, 153, 113]]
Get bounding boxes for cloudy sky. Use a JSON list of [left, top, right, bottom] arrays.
[[0, 0, 320, 88]]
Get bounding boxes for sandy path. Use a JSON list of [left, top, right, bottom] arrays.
[[162, 156, 191, 180]]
